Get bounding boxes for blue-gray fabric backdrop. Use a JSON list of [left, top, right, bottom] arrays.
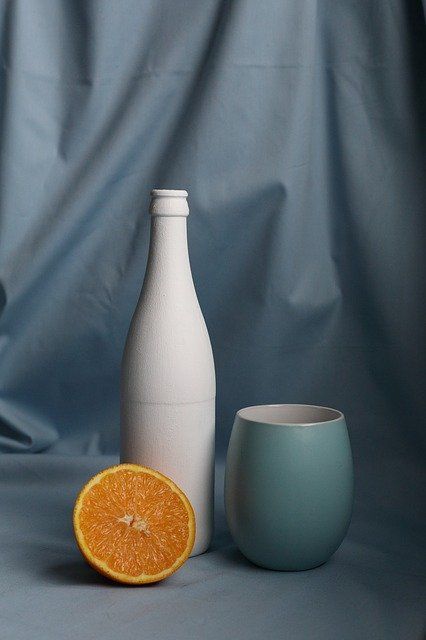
[[0, 0, 424, 460], [0, 2, 425, 639]]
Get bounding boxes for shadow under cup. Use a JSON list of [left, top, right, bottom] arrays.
[[224, 404, 354, 571]]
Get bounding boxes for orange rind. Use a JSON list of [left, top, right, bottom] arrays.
[[73, 464, 195, 584]]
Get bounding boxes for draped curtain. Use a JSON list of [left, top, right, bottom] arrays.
[[0, 0, 424, 464]]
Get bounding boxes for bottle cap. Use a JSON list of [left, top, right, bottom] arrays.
[[149, 189, 189, 216]]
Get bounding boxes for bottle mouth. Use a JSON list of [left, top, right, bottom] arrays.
[[150, 189, 188, 198], [149, 189, 189, 217]]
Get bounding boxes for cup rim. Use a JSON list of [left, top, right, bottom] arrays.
[[236, 403, 344, 426]]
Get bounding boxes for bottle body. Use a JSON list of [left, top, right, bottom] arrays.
[[120, 192, 215, 556]]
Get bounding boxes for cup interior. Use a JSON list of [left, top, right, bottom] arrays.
[[237, 404, 342, 426]]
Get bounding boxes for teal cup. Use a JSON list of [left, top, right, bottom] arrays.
[[225, 404, 353, 571]]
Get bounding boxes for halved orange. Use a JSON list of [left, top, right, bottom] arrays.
[[73, 464, 195, 584]]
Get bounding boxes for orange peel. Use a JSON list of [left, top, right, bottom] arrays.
[[73, 464, 195, 584]]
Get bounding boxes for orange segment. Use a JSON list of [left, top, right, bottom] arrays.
[[73, 464, 195, 584]]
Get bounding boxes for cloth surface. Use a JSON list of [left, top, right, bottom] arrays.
[[0, 0, 425, 458], [0, 2, 425, 638], [1, 455, 425, 640]]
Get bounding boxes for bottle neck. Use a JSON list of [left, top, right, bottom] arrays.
[[144, 216, 193, 285]]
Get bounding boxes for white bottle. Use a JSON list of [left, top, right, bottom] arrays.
[[120, 189, 215, 556]]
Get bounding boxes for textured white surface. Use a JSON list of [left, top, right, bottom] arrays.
[[121, 400, 215, 555], [149, 191, 189, 217], [121, 193, 215, 556]]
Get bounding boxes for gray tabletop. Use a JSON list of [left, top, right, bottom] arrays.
[[1, 454, 424, 640]]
